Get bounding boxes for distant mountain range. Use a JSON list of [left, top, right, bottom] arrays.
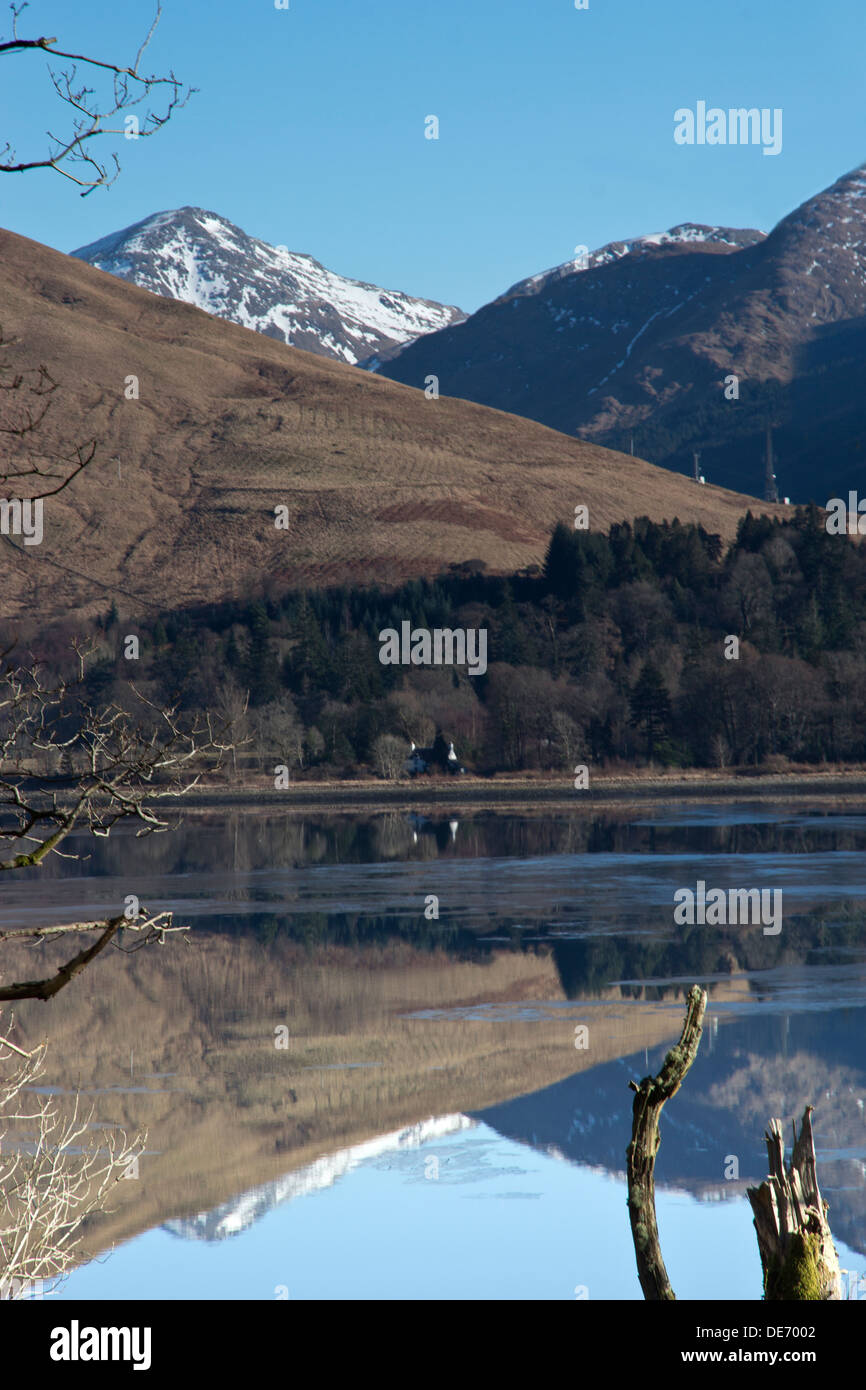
[[69, 170, 866, 504], [72, 207, 465, 367], [375, 166, 866, 503]]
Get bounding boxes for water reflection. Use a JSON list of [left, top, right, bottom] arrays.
[[2, 802, 865, 1298], [8, 802, 866, 887]]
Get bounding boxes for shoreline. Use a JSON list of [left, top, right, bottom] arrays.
[[160, 770, 866, 815]]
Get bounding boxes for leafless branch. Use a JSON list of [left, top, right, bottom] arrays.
[[0, 3, 195, 194], [1, 1013, 144, 1296], [1, 647, 233, 876], [0, 324, 98, 499], [0, 909, 186, 1003]]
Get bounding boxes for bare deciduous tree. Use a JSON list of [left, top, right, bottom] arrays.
[[0, 5, 192, 500], [251, 694, 305, 773], [0, 644, 230, 1001], [710, 731, 731, 770], [1, 646, 229, 867], [0, 910, 187, 1004], [0, 323, 98, 500], [213, 676, 250, 782], [551, 709, 581, 768], [372, 733, 406, 782], [0, 1017, 143, 1297]]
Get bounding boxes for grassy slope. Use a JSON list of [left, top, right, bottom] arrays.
[[0, 226, 790, 625]]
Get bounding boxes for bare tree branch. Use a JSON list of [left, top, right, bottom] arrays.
[[1, 1014, 145, 1296], [0, 909, 185, 1003], [1, 645, 232, 875], [0, 640, 230, 1000], [0, 3, 195, 194], [0, 324, 98, 499]]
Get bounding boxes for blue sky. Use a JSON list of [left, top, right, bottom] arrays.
[[1, 0, 864, 312]]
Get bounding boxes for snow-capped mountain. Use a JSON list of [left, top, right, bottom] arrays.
[[376, 165, 866, 501], [71, 207, 465, 366], [496, 222, 766, 302]]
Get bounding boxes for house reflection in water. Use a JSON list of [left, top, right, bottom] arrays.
[[408, 812, 460, 849]]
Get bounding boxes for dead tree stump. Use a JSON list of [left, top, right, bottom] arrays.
[[626, 984, 707, 1300], [747, 1107, 842, 1300]]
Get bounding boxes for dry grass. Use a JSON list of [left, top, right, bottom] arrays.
[[0, 225, 792, 625]]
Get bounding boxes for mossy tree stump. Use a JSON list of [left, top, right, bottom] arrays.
[[747, 1108, 842, 1301], [626, 989, 841, 1302]]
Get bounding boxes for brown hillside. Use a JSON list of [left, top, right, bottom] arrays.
[[0, 226, 790, 623]]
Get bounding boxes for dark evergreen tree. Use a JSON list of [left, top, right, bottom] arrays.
[[543, 523, 578, 599], [629, 661, 672, 760]]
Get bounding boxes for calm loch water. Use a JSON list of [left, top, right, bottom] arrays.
[[4, 801, 866, 1300]]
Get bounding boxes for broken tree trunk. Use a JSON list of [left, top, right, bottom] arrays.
[[626, 983, 707, 1301], [747, 1107, 841, 1300]]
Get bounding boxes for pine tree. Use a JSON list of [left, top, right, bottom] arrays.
[[630, 661, 672, 760], [543, 523, 578, 599], [288, 595, 336, 696], [246, 623, 281, 706]]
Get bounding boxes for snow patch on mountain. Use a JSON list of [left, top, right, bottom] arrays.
[[497, 223, 767, 304], [72, 207, 465, 366]]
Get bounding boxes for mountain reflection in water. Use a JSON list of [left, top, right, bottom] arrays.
[[3, 801, 865, 1299]]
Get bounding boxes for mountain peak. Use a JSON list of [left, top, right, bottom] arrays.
[[496, 223, 765, 304], [766, 162, 866, 246], [72, 208, 465, 366], [377, 162, 866, 503]]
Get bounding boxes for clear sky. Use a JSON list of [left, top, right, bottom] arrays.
[[1, 0, 864, 313]]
